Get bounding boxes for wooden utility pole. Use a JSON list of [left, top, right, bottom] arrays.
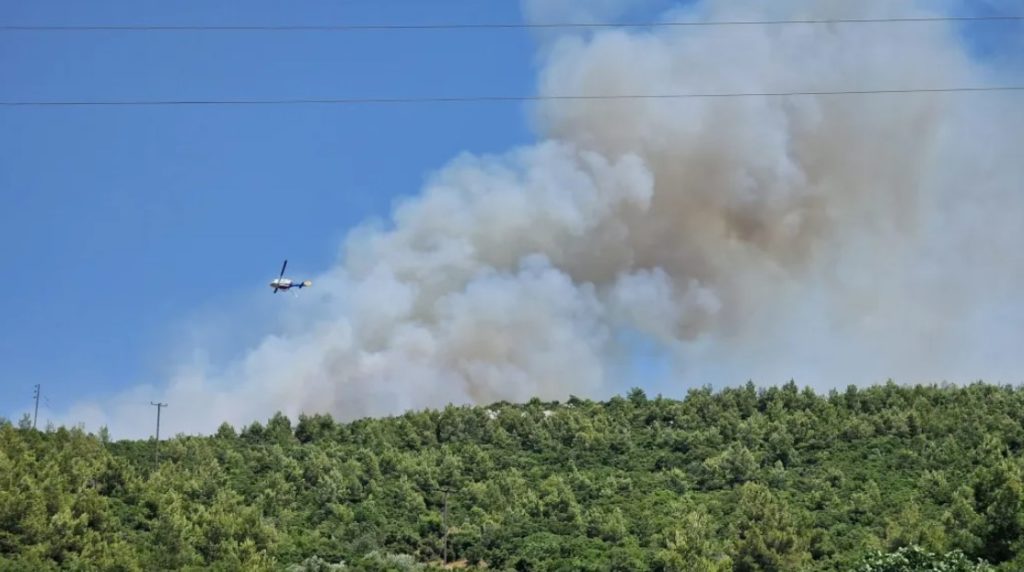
[[440, 486, 453, 566], [150, 402, 167, 463], [32, 384, 40, 429], [443, 489, 449, 565]]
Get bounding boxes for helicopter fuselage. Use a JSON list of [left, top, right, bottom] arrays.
[[270, 260, 311, 293], [270, 277, 311, 292], [270, 278, 294, 290]]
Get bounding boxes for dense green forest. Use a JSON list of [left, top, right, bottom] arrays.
[[2, 381, 1022, 571]]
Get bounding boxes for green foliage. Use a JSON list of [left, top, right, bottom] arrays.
[[857, 545, 994, 571], [732, 482, 812, 571], [654, 509, 732, 571], [3, 382, 1024, 570]]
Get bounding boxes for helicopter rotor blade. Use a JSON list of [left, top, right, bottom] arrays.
[[279, 259, 288, 279]]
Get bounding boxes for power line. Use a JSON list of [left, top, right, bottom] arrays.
[[1, 15, 1022, 32], [2, 86, 1023, 108]]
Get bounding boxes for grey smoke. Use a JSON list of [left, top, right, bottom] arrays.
[[60, 0, 1024, 438]]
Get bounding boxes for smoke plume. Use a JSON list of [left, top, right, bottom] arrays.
[[62, 0, 1024, 438]]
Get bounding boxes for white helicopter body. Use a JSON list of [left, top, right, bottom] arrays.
[[270, 260, 312, 293]]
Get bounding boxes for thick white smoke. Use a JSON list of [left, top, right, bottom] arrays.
[[60, 0, 1024, 438]]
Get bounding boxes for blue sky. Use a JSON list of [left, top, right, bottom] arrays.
[[1, 1, 1021, 422]]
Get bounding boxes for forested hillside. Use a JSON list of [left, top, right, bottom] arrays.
[[2, 382, 1021, 571]]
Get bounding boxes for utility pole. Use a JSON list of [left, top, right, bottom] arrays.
[[440, 486, 452, 566], [150, 402, 167, 463], [32, 385, 40, 429]]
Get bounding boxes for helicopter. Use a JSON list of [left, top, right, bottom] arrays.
[[269, 259, 312, 293]]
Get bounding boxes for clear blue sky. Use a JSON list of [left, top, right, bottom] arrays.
[[1, 1, 1020, 419]]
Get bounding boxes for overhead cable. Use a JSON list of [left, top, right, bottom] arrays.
[[2, 15, 1023, 32], [3, 86, 1023, 107]]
